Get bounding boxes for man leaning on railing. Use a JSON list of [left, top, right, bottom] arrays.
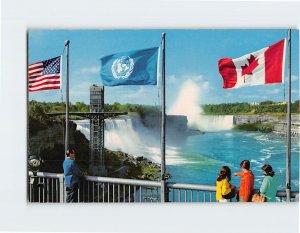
[[63, 149, 84, 203]]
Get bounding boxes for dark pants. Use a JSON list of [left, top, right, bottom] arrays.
[[66, 184, 78, 203]]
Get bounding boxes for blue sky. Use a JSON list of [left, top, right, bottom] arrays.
[[28, 29, 299, 108]]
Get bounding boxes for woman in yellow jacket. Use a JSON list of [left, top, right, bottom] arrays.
[[216, 166, 236, 202]]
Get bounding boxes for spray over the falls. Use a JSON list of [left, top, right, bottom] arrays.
[[74, 117, 190, 165], [73, 80, 234, 164], [168, 79, 233, 131]]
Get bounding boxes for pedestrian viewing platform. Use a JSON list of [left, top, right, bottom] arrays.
[[47, 112, 128, 119], [28, 172, 299, 203]]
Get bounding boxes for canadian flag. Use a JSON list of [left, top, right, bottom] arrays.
[[218, 39, 286, 89]]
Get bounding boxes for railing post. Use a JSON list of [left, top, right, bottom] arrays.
[[295, 194, 299, 202], [165, 183, 169, 202], [59, 175, 64, 203]]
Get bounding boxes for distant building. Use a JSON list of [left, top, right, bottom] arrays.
[[89, 84, 106, 175]]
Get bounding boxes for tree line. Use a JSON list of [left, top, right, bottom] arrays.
[[29, 100, 160, 119], [201, 100, 300, 115], [29, 100, 300, 119]]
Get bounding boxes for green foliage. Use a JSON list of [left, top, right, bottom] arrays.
[[104, 149, 123, 170], [104, 102, 160, 117], [29, 99, 299, 117], [142, 167, 160, 180], [202, 100, 299, 115], [234, 122, 274, 133], [202, 102, 253, 115], [104, 150, 160, 180], [29, 101, 52, 135], [37, 128, 90, 173], [292, 100, 300, 113], [123, 160, 143, 179], [28, 101, 160, 180], [29, 100, 160, 118], [70, 102, 90, 112], [259, 100, 274, 105]]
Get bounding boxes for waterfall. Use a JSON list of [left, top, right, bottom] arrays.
[[73, 119, 90, 140], [74, 117, 159, 159], [168, 79, 234, 132], [104, 117, 146, 155], [197, 115, 234, 132], [73, 117, 189, 165]]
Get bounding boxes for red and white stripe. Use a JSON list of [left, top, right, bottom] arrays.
[[28, 59, 61, 92], [218, 39, 286, 89]]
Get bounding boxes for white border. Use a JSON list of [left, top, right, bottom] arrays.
[[1, 0, 299, 232]]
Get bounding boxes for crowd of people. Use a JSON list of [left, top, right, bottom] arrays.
[[62, 149, 279, 203], [216, 160, 279, 202]]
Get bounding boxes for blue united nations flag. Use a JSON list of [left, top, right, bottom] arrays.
[[100, 47, 159, 86]]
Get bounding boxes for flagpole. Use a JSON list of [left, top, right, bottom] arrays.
[[286, 29, 292, 202], [65, 40, 70, 156], [160, 32, 167, 203]]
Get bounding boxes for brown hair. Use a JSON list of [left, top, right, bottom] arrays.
[[240, 160, 250, 170], [217, 166, 231, 182], [66, 148, 75, 157], [262, 164, 275, 177]]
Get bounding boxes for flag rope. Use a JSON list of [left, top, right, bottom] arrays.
[[60, 44, 66, 103], [283, 81, 286, 102]]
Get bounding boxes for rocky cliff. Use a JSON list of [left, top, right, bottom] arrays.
[[28, 120, 160, 180], [142, 114, 188, 137], [233, 114, 300, 136], [233, 115, 279, 125]]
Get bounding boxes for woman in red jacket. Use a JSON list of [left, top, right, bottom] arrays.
[[235, 160, 255, 202]]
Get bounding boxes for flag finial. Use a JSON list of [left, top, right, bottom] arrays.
[[65, 40, 70, 46]]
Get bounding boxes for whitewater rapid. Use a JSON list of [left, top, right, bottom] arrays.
[[73, 117, 199, 165]]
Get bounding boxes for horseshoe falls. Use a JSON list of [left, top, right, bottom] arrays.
[[197, 115, 234, 131]]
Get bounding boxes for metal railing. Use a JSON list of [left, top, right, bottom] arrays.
[[167, 182, 216, 202], [78, 176, 161, 203], [28, 172, 298, 203], [28, 172, 64, 203], [167, 182, 299, 203]]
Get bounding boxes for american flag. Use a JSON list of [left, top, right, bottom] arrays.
[[28, 56, 61, 92]]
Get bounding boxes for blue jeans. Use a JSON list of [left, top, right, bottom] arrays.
[[65, 184, 78, 203]]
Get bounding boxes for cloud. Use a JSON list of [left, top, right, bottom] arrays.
[[79, 66, 100, 75], [167, 75, 177, 84], [188, 75, 210, 90], [200, 81, 210, 90], [236, 94, 265, 99], [266, 88, 281, 94], [179, 74, 210, 91], [69, 81, 91, 101], [226, 92, 233, 98], [193, 75, 204, 81], [291, 75, 298, 82], [164, 74, 211, 105], [182, 74, 204, 82], [122, 86, 145, 98]]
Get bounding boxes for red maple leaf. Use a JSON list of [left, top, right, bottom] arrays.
[[241, 54, 259, 76]]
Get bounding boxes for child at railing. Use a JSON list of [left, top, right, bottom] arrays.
[[216, 166, 236, 202]]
